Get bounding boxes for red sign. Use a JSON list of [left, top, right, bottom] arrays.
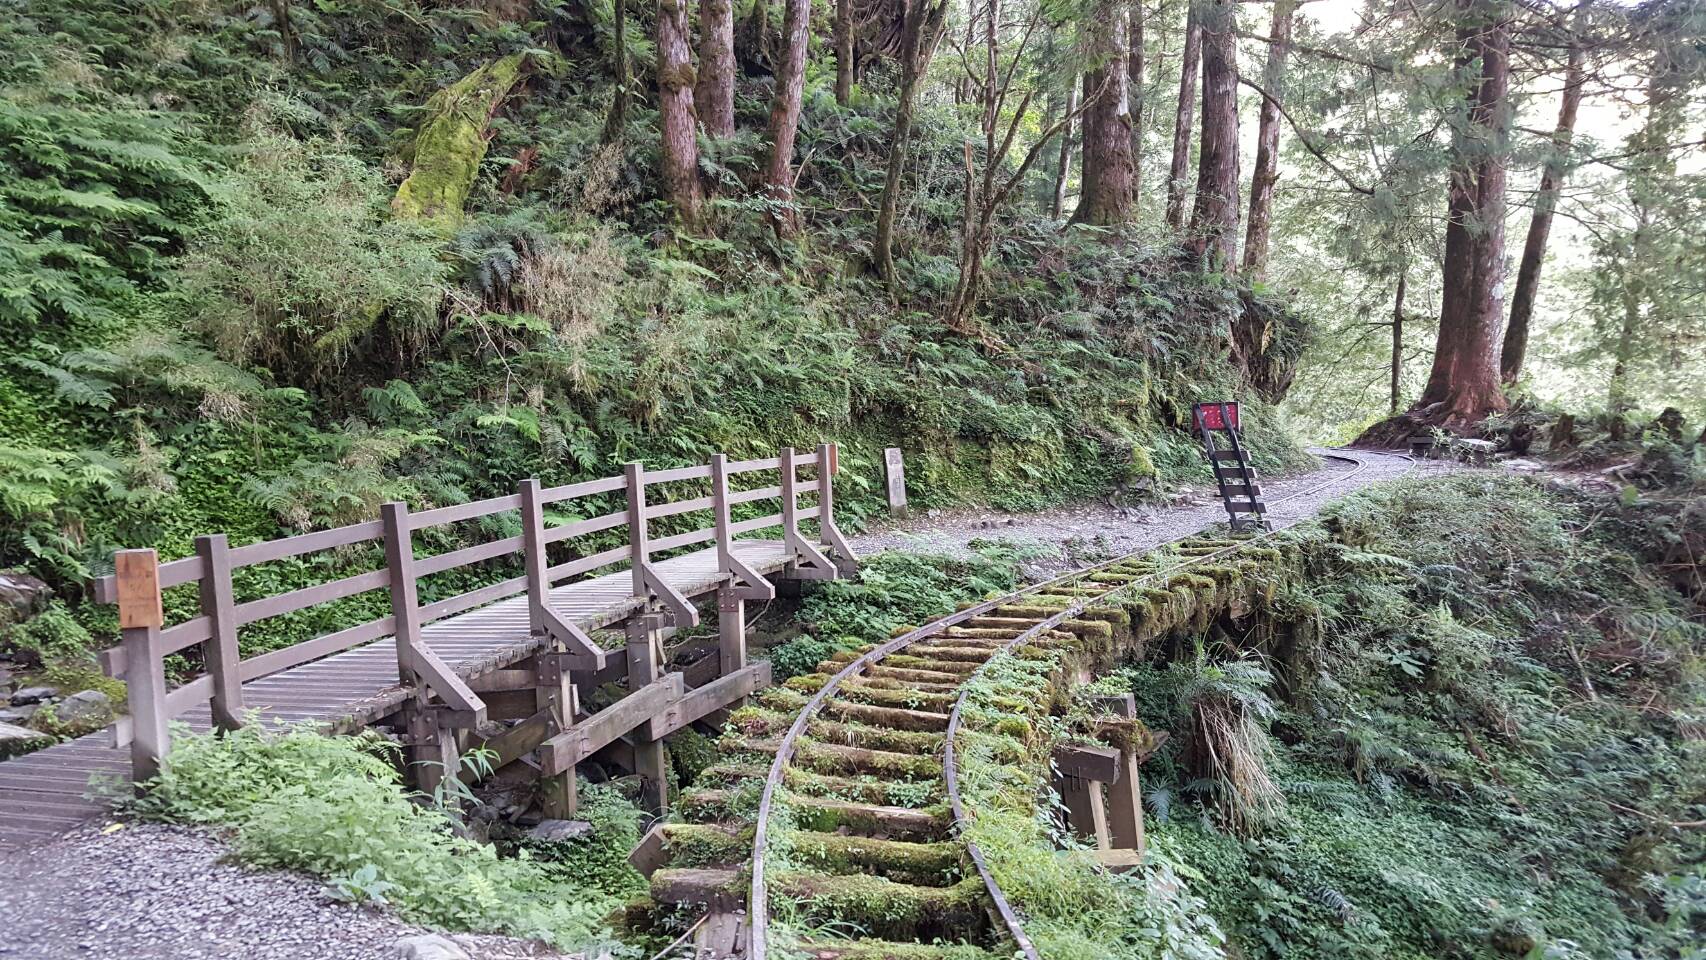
[[1194, 402, 1240, 432]]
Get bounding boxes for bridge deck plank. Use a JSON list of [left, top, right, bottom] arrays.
[[0, 539, 792, 848]]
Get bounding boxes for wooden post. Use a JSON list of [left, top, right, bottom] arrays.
[[884, 447, 907, 518], [779, 446, 800, 573], [520, 479, 549, 634], [383, 501, 456, 800], [625, 462, 649, 598], [115, 549, 168, 784], [626, 611, 670, 815], [816, 442, 836, 547], [1058, 774, 1112, 850], [381, 502, 424, 686], [710, 452, 746, 692], [1098, 694, 1145, 853], [717, 590, 745, 681], [710, 454, 733, 573], [537, 653, 579, 818], [194, 534, 244, 731]]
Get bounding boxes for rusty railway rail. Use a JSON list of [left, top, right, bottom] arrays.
[[744, 450, 1383, 958]]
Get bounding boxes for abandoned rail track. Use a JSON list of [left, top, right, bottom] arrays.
[[625, 451, 1407, 958]]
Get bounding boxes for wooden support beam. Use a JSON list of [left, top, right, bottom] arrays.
[[718, 588, 745, 679], [1057, 774, 1111, 850], [648, 662, 771, 740], [468, 669, 540, 694], [641, 562, 700, 628], [539, 672, 685, 776], [1091, 694, 1145, 853], [536, 641, 580, 818], [1052, 742, 1122, 783], [463, 707, 561, 780], [541, 606, 610, 668]]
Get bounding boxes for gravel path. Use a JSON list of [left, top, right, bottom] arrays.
[[0, 823, 575, 960], [851, 448, 1425, 576], [0, 449, 1429, 960]]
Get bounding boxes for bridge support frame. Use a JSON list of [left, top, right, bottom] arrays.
[[626, 608, 672, 815]]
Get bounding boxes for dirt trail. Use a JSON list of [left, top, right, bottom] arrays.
[[851, 449, 1424, 576]]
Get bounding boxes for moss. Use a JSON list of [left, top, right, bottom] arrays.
[[787, 831, 963, 886], [771, 872, 992, 944], [659, 823, 749, 867], [665, 726, 716, 787], [392, 52, 529, 230], [794, 738, 941, 780]]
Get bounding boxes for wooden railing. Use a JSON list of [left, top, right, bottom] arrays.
[[89, 443, 853, 780]]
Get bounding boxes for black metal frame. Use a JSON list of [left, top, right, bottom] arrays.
[[1195, 401, 1269, 533]]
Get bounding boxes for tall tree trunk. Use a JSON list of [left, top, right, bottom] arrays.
[[600, 0, 631, 142], [738, 0, 775, 71], [1052, 86, 1079, 219], [875, 0, 949, 285], [1500, 18, 1585, 383], [1609, 240, 1643, 409], [696, 0, 737, 137], [1415, 0, 1511, 427], [1164, 0, 1202, 229], [763, 0, 813, 236], [1070, 0, 1133, 225], [1241, 0, 1295, 277], [1187, 0, 1239, 266], [1128, 0, 1145, 201], [656, 0, 703, 224], [835, 0, 855, 105], [1391, 268, 1406, 414]]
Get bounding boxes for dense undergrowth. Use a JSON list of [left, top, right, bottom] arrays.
[[0, 0, 1311, 683], [1126, 475, 1706, 959]]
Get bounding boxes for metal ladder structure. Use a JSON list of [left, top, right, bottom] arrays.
[[1193, 401, 1269, 532]]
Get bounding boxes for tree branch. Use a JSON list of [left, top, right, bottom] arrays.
[[1238, 76, 1376, 195]]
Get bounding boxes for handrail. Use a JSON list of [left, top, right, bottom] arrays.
[[90, 443, 851, 783]]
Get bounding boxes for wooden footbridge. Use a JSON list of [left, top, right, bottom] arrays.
[[0, 445, 856, 847]]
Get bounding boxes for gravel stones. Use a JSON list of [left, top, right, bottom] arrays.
[[0, 823, 580, 959]]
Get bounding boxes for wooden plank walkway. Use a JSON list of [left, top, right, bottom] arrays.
[[0, 539, 793, 849]]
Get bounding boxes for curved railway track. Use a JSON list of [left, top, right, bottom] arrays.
[[645, 451, 1400, 958]]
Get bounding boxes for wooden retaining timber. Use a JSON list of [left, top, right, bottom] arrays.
[[0, 445, 856, 848]]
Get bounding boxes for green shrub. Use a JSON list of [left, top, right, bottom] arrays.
[[1, 600, 94, 664], [134, 725, 634, 955], [176, 128, 450, 381]]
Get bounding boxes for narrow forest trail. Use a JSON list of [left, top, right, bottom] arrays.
[[849, 449, 1423, 572], [633, 450, 1420, 958]]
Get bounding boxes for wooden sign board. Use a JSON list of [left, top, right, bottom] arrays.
[[114, 549, 164, 630], [883, 447, 907, 517]]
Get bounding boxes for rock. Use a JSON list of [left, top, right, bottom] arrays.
[[0, 704, 41, 724], [527, 819, 593, 842], [0, 571, 52, 622], [392, 934, 470, 960], [0, 720, 51, 759], [1500, 458, 1543, 473], [52, 689, 112, 725], [11, 686, 56, 706]]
